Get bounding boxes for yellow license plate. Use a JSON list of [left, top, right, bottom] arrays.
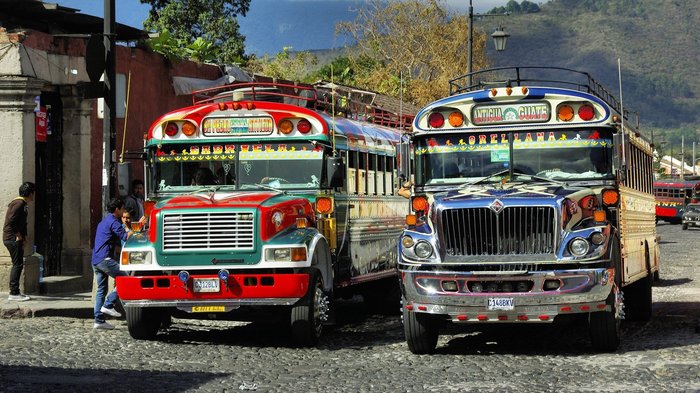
[[191, 306, 226, 313]]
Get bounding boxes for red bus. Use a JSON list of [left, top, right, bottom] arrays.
[[653, 178, 700, 224]]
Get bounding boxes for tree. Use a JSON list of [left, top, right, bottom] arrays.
[[336, 0, 490, 106], [247, 47, 318, 81], [141, 0, 250, 64]]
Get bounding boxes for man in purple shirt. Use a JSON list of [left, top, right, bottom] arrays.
[[92, 197, 134, 330]]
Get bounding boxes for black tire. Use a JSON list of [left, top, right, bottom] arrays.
[[624, 248, 653, 322], [290, 271, 329, 347], [589, 237, 622, 352], [403, 299, 439, 354], [125, 306, 162, 340], [682, 223, 688, 230]]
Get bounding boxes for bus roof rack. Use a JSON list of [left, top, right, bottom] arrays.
[[449, 66, 636, 124], [190, 76, 416, 132]]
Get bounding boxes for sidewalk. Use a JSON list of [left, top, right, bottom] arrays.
[[0, 292, 94, 319]]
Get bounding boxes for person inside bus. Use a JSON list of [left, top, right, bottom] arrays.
[[192, 167, 216, 186]]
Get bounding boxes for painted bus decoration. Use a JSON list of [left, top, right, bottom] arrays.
[[116, 80, 412, 345], [397, 66, 659, 353]]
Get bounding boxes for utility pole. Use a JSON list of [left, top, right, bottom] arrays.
[[681, 135, 685, 180], [102, 0, 116, 211]]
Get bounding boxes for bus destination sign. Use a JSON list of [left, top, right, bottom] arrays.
[[202, 117, 274, 136], [472, 102, 550, 126]]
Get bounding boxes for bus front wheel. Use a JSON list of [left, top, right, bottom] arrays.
[[125, 306, 163, 340], [290, 271, 329, 347], [403, 298, 439, 354]]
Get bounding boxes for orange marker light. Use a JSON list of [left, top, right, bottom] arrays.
[[602, 189, 619, 206], [278, 119, 293, 134], [557, 105, 574, 121], [315, 197, 333, 214], [448, 111, 464, 127], [181, 122, 196, 136], [411, 196, 428, 212], [405, 214, 417, 226]]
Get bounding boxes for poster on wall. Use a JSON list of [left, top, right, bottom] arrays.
[[35, 106, 47, 142]]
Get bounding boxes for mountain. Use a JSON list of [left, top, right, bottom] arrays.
[[482, 0, 700, 137]]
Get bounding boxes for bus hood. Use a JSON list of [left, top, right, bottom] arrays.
[[432, 182, 575, 206], [155, 191, 301, 210]]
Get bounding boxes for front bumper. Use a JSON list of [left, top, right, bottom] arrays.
[[116, 273, 309, 311], [682, 219, 700, 227], [400, 267, 614, 322]]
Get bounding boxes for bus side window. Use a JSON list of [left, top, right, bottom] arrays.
[[347, 151, 357, 194], [369, 154, 373, 195], [358, 152, 367, 195], [377, 155, 386, 196]]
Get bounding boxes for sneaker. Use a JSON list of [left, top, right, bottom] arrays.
[[93, 321, 114, 330], [100, 306, 122, 318], [8, 294, 30, 301]]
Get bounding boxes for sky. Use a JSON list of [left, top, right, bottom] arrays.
[[54, 0, 512, 54]]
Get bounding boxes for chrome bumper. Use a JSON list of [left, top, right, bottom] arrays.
[[400, 267, 614, 322], [122, 297, 301, 312]]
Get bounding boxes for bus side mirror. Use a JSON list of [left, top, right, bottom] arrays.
[[397, 134, 412, 182], [326, 156, 344, 188], [613, 132, 628, 182]]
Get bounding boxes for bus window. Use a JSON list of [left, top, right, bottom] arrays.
[[368, 153, 377, 195]]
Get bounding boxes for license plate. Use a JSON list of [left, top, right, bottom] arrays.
[[488, 297, 514, 310], [192, 306, 225, 313], [193, 278, 220, 293]]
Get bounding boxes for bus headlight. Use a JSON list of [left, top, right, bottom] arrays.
[[568, 237, 590, 257], [127, 251, 152, 265], [414, 241, 433, 258], [265, 247, 307, 262]]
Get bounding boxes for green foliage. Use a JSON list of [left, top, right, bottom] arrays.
[[141, 0, 250, 64], [488, 0, 540, 14], [247, 47, 318, 82], [146, 30, 217, 63]]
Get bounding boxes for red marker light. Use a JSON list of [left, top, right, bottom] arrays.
[[428, 112, 444, 128], [164, 122, 178, 137], [297, 119, 312, 133], [578, 104, 595, 121]]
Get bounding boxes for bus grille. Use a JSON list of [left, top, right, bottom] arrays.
[[441, 206, 555, 256], [162, 211, 255, 251]]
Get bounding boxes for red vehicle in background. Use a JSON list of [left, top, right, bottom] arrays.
[[653, 178, 700, 224]]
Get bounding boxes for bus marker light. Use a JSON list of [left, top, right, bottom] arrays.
[[232, 102, 242, 110], [246, 102, 255, 110], [315, 197, 333, 214], [517, 315, 528, 321], [580, 305, 590, 311], [490, 88, 498, 96], [297, 119, 312, 133], [578, 104, 595, 120], [521, 87, 528, 94], [120, 251, 128, 265], [538, 315, 550, 321], [557, 105, 574, 121], [448, 111, 464, 127], [295, 217, 308, 228], [405, 214, 417, 226], [428, 112, 444, 128], [291, 247, 307, 261], [457, 315, 467, 321], [182, 122, 197, 136], [498, 315, 508, 321], [406, 304, 414, 311], [164, 122, 179, 136], [278, 119, 293, 134], [418, 305, 427, 311], [477, 315, 488, 321], [218, 102, 228, 111], [218, 269, 229, 281], [593, 210, 605, 222], [561, 306, 572, 312], [505, 86, 513, 96], [602, 189, 619, 206], [411, 196, 428, 212], [178, 271, 190, 283], [597, 303, 606, 310]]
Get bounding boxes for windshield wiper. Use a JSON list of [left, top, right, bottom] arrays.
[[461, 169, 511, 187]]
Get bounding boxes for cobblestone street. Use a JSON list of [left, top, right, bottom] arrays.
[[1, 224, 699, 392]]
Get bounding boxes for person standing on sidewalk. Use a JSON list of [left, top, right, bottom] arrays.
[[3, 182, 35, 301], [92, 197, 134, 330]]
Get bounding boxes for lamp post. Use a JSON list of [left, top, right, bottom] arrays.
[[467, 0, 510, 87]]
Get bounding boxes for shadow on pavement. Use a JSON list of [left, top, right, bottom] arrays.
[[0, 364, 224, 392]]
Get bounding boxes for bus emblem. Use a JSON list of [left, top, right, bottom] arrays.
[[489, 199, 504, 214]]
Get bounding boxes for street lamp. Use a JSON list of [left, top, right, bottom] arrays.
[[467, 0, 510, 86]]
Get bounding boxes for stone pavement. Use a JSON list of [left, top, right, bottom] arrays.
[[0, 292, 93, 319]]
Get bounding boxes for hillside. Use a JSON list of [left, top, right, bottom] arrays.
[[481, 0, 700, 138]]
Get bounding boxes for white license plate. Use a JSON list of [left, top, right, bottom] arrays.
[[488, 297, 514, 310], [193, 278, 220, 293]]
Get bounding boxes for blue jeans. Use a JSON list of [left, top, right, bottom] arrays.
[[93, 259, 127, 323]]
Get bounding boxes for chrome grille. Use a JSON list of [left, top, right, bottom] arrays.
[[162, 211, 255, 251], [441, 206, 555, 256]]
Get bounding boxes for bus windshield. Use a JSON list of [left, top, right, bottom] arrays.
[[152, 142, 324, 192], [415, 129, 614, 185]]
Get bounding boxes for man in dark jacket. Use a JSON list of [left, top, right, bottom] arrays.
[[3, 182, 36, 301]]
